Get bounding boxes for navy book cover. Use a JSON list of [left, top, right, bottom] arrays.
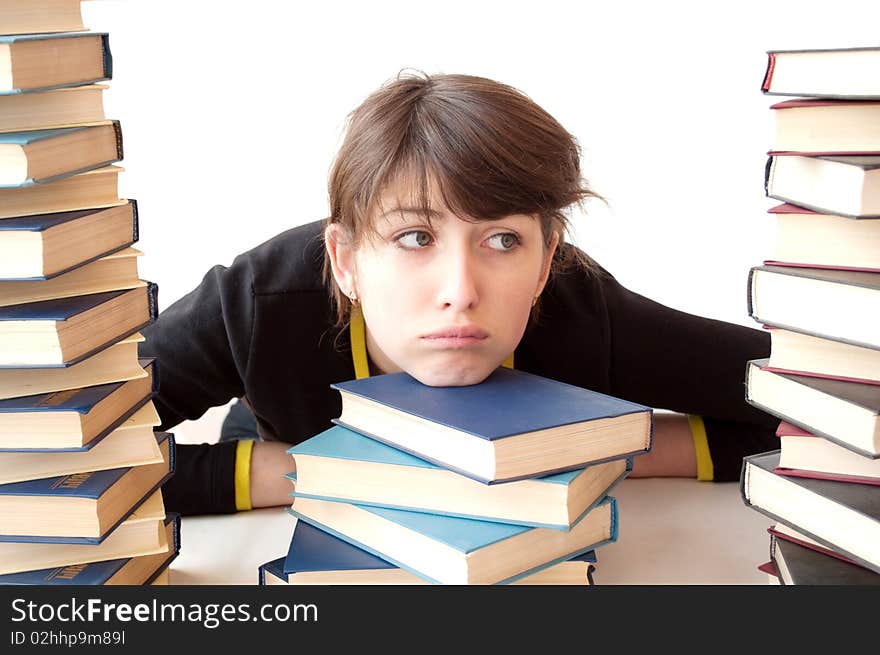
[[332, 366, 651, 440], [0, 514, 180, 585], [0, 288, 136, 322], [0, 358, 156, 414], [0, 431, 171, 498]]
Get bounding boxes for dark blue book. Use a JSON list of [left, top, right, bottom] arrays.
[[0, 122, 123, 187], [0, 432, 175, 544], [0, 513, 180, 586], [0, 358, 157, 451], [0, 32, 112, 95], [0, 282, 157, 368], [288, 424, 631, 529], [0, 201, 138, 280], [266, 519, 597, 585], [289, 494, 616, 584], [331, 367, 653, 483]]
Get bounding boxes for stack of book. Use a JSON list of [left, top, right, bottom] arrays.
[[260, 366, 654, 585], [741, 46, 880, 585], [0, 0, 177, 586]]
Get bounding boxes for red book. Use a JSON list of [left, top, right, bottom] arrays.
[[775, 421, 880, 485], [757, 561, 778, 579], [764, 203, 880, 274], [762, 47, 880, 99], [768, 524, 862, 568], [763, 325, 880, 387], [769, 99, 880, 155]]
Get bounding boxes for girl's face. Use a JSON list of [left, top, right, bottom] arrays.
[[328, 183, 558, 387]]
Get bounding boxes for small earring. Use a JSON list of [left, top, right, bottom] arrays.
[[349, 290, 359, 306], [532, 295, 539, 307]]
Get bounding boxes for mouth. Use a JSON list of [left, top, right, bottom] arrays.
[[421, 326, 489, 348]]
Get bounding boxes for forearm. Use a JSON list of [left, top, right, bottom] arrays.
[[248, 441, 297, 509], [630, 412, 696, 478]]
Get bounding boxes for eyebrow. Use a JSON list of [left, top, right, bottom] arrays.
[[377, 206, 445, 220]]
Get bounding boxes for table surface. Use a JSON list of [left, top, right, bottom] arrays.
[[168, 477, 775, 585]]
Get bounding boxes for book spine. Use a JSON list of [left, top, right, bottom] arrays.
[[130, 199, 139, 243], [110, 120, 124, 161], [168, 512, 181, 553], [763, 156, 774, 198], [738, 453, 751, 506], [745, 267, 758, 323], [167, 433, 176, 477], [100, 34, 113, 81], [761, 52, 775, 92], [146, 282, 159, 322]]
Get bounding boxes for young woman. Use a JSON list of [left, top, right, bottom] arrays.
[[142, 73, 778, 516]]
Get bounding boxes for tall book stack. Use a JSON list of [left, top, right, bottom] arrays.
[[0, 0, 177, 586], [260, 366, 653, 585], [740, 46, 880, 585]]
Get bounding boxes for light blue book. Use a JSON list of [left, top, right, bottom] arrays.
[[288, 425, 631, 530], [259, 520, 597, 585], [288, 494, 617, 585]]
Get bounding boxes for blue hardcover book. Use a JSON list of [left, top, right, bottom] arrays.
[[289, 494, 617, 585], [0, 32, 112, 95], [272, 519, 598, 585], [288, 424, 631, 529], [0, 282, 157, 368], [285, 519, 399, 574], [0, 358, 158, 451], [0, 201, 138, 280], [0, 121, 123, 187], [331, 367, 653, 483], [0, 432, 175, 544], [0, 513, 180, 586]]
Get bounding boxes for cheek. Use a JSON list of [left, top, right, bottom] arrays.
[[357, 259, 424, 339]]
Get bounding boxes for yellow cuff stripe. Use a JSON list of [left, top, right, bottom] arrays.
[[687, 414, 714, 482], [349, 305, 370, 380], [234, 439, 255, 511]]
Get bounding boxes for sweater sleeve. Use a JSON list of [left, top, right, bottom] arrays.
[[139, 254, 256, 515], [601, 273, 780, 482]]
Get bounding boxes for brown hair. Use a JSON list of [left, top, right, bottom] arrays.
[[324, 70, 603, 329]]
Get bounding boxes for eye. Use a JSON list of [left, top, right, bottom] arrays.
[[485, 232, 520, 251], [395, 230, 433, 249]]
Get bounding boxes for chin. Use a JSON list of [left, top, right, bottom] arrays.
[[409, 358, 496, 388]]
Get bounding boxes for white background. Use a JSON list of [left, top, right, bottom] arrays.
[[79, 0, 880, 438]]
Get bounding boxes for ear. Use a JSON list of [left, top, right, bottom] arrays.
[[535, 231, 560, 297], [324, 223, 358, 298]]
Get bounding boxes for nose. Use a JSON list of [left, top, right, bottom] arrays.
[[435, 246, 480, 312]]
